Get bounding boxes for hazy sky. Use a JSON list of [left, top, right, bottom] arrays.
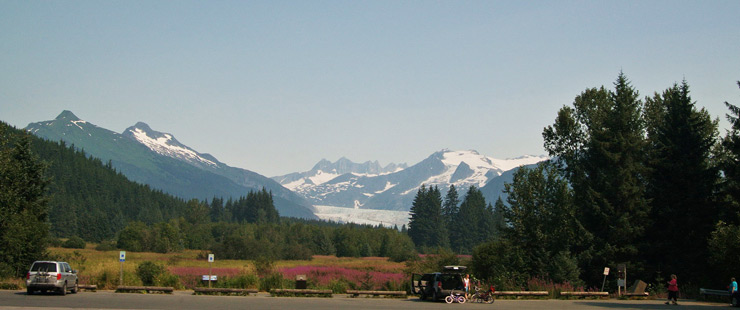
[[2, 1, 739, 177]]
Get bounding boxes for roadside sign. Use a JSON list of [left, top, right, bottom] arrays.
[[208, 254, 214, 263], [119, 251, 126, 262], [603, 267, 610, 276], [202, 275, 217, 281]]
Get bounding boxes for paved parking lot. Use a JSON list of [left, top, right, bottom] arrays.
[[0, 290, 734, 310]]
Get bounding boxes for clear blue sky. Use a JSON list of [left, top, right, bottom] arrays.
[[2, 0, 739, 177]]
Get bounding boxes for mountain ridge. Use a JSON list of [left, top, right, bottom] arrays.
[[26, 111, 316, 219], [275, 149, 549, 212]]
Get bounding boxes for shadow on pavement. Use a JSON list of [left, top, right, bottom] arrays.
[[575, 301, 732, 309]]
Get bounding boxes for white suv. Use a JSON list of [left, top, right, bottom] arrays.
[[26, 261, 78, 295]]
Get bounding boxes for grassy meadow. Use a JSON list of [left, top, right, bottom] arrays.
[[34, 244, 409, 292]]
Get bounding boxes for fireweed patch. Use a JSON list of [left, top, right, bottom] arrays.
[[279, 265, 405, 290]]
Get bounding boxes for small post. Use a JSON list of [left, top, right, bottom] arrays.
[[119, 251, 126, 286], [601, 267, 609, 292], [208, 254, 214, 288]]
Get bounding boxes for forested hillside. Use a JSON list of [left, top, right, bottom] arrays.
[[0, 122, 187, 242], [1, 122, 416, 278]]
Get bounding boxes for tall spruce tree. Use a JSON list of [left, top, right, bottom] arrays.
[[644, 81, 719, 282], [0, 129, 50, 277], [543, 73, 650, 284], [442, 184, 460, 232], [408, 185, 448, 250], [451, 186, 492, 254], [721, 81, 740, 220]]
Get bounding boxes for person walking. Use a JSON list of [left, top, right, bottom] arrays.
[[731, 277, 737, 294], [666, 274, 678, 305], [730, 277, 738, 305]]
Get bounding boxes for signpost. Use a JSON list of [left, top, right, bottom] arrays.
[[601, 267, 609, 292], [208, 254, 214, 288], [617, 264, 626, 297], [119, 251, 126, 286]]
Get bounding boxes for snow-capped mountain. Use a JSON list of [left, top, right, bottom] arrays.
[[275, 149, 548, 212], [274, 157, 407, 193], [123, 122, 220, 169], [26, 111, 316, 219]]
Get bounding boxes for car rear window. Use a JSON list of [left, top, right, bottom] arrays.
[[440, 274, 463, 290], [31, 262, 57, 272]]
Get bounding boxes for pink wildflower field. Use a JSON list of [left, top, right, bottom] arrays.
[[279, 265, 405, 290]]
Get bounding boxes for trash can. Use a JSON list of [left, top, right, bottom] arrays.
[[296, 274, 307, 289]]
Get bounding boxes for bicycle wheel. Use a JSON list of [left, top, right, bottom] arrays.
[[445, 295, 454, 304], [485, 295, 494, 304], [458, 296, 466, 304]]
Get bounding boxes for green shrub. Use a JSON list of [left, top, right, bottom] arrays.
[[327, 278, 349, 293], [155, 273, 182, 289], [95, 240, 117, 251], [95, 269, 139, 289], [220, 274, 258, 289], [136, 261, 166, 286], [62, 236, 87, 249], [259, 272, 286, 292]]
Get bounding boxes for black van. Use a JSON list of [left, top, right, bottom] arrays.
[[411, 266, 466, 301]]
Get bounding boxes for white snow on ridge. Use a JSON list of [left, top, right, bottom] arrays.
[[131, 128, 218, 168], [376, 181, 396, 194], [491, 154, 550, 171], [71, 120, 87, 130], [442, 150, 495, 169], [309, 171, 340, 186]]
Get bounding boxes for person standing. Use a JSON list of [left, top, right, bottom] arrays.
[[730, 277, 738, 305], [463, 274, 470, 299], [666, 274, 678, 305]]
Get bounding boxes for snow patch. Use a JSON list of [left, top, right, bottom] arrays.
[[130, 128, 218, 167]]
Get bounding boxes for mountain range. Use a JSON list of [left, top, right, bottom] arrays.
[[24, 111, 548, 225], [273, 149, 548, 212], [26, 111, 316, 219]]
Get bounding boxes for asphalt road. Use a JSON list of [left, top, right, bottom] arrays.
[[0, 290, 734, 310]]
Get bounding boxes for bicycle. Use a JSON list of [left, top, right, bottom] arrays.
[[445, 289, 467, 304], [471, 285, 495, 304]]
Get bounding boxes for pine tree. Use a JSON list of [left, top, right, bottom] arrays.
[[502, 162, 583, 281], [442, 184, 460, 230], [451, 186, 491, 254], [722, 81, 740, 220], [644, 81, 719, 281], [543, 73, 650, 284], [0, 128, 50, 277], [408, 185, 448, 250]]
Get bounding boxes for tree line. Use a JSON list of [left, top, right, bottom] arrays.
[[472, 75, 740, 291]]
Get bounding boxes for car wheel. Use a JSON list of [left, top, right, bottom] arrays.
[[60, 282, 67, 296], [72, 281, 78, 294]]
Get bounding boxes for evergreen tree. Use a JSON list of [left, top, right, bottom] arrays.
[[408, 185, 448, 250], [491, 197, 507, 235], [502, 162, 583, 282], [442, 184, 460, 230], [451, 186, 492, 254], [644, 81, 719, 281], [543, 73, 650, 284], [0, 128, 50, 277], [721, 81, 740, 221]]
